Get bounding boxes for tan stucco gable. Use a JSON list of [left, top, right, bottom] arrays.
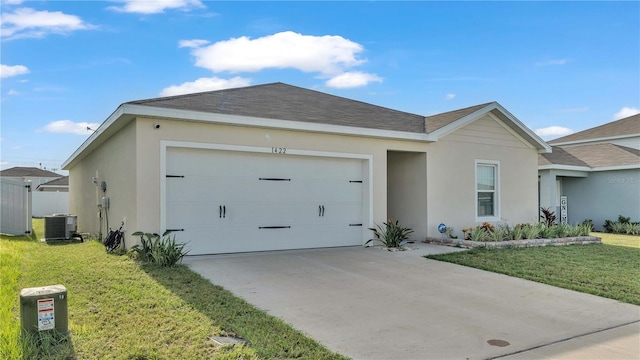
[[427, 102, 551, 153]]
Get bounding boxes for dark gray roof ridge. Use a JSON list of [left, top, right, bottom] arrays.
[[0, 166, 62, 177], [549, 113, 640, 144], [126, 82, 427, 133]]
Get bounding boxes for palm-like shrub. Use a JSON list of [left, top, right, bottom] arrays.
[[366, 219, 414, 249], [131, 231, 189, 267]]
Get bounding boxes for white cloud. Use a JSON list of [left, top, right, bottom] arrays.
[[187, 31, 365, 76], [535, 59, 569, 66], [8, 89, 19, 95], [1, 7, 92, 40], [108, 0, 205, 14], [179, 39, 210, 48], [42, 120, 101, 135], [534, 126, 573, 138], [445, 93, 456, 100], [614, 107, 640, 120], [325, 71, 382, 89], [160, 76, 252, 96], [3, 0, 24, 5], [0, 64, 29, 78]]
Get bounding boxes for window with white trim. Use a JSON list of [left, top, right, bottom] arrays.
[[475, 161, 499, 220]]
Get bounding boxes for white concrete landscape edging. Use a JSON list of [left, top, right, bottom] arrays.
[[424, 236, 601, 248]]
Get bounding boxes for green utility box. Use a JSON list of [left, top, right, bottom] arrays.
[[20, 285, 68, 336]]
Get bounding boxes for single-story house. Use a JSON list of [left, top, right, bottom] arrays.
[[0, 168, 70, 217], [36, 176, 69, 192], [0, 167, 63, 188], [63, 82, 550, 255], [538, 114, 640, 230]]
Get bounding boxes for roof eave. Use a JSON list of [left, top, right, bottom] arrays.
[[538, 164, 592, 172], [62, 104, 435, 169], [62, 104, 130, 170], [549, 133, 640, 147]]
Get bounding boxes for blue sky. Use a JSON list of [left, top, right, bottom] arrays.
[[1, 1, 639, 173]]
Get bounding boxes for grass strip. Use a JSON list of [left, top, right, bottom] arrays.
[[1, 219, 346, 359], [596, 232, 640, 248], [426, 244, 640, 305]]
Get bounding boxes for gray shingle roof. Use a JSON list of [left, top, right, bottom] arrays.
[[549, 114, 640, 144], [539, 146, 589, 167], [39, 176, 69, 187], [539, 144, 640, 168], [0, 167, 61, 177], [128, 82, 427, 133], [424, 102, 494, 133]]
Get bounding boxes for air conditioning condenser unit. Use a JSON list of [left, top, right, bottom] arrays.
[[44, 214, 82, 242]]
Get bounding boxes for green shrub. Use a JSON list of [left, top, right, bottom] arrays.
[[581, 219, 594, 232], [538, 224, 554, 239], [489, 226, 508, 242], [366, 219, 414, 249], [624, 223, 640, 236], [551, 223, 569, 238], [603, 215, 638, 233], [469, 227, 490, 241], [504, 225, 523, 241], [131, 231, 189, 267], [611, 222, 628, 235], [566, 223, 588, 237], [522, 223, 541, 240]]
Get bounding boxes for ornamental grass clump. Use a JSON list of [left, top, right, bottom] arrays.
[[459, 221, 592, 242], [366, 219, 414, 249], [131, 231, 189, 267]]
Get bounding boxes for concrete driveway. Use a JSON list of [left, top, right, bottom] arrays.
[[184, 244, 640, 359]]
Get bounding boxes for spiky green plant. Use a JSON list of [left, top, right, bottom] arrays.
[[366, 219, 414, 249]]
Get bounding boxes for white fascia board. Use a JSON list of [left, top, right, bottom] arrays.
[[492, 102, 552, 153], [550, 134, 640, 147], [61, 105, 128, 169], [538, 164, 640, 172], [538, 164, 592, 172], [428, 102, 552, 153], [127, 104, 435, 142], [62, 103, 434, 170], [590, 164, 640, 172]]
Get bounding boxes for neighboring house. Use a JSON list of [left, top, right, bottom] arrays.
[[0, 167, 70, 217], [0, 167, 62, 188], [35, 176, 69, 192], [63, 82, 550, 255], [538, 114, 640, 230]]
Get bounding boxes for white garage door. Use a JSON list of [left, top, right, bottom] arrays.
[[165, 147, 366, 254]]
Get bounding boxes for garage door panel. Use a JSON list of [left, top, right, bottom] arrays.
[[166, 147, 366, 255]]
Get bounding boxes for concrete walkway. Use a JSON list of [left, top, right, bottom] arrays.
[[185, 244, 640, 359]]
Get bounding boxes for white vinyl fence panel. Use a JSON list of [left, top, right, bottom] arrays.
[[32, 192, 69, 217], [0, 178, 32, 235]]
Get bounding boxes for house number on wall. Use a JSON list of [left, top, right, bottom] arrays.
[[271, 147, 287, 154]]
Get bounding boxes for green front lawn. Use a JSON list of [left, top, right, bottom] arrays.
[[426, 243, 640, 305], [596, 232, 640, 248], [1, 219, 345, 359]]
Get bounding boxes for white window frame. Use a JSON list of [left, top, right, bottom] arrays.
[[475, 160, 500, 222]]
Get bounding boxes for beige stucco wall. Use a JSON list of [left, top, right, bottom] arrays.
[[425, 114, 539, 238], [68, 121, 137, 239], [68, 111, 540, 247], [387, 151, 428, 240], [128, 116, 430, 246]]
